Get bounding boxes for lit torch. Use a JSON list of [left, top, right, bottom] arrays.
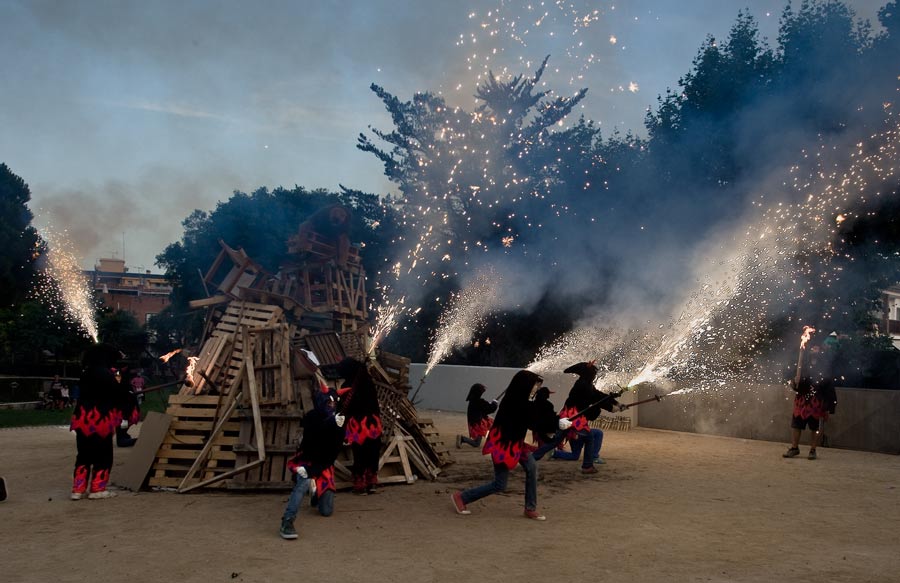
[[795, 326, 816, 385], [159, 348, 182, 363], [184, 356, 200, 386]]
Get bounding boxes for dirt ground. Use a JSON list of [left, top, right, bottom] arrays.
[[2, 411, 898, 583]]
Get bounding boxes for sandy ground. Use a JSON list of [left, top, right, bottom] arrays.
[[1, 411, 899, 583]]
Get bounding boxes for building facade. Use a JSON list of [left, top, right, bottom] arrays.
[[86, 258, 173, 324], [881, 285, 900, 349]]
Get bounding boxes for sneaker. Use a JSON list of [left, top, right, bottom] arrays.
[[782, 447, 800, 458], [581, 466, 598, 474], [87, 490, 117, 500], [451, 491, 471, 515], [70, 492, 84, 501], [366, 486, 378, 495], [808, 449, 817, 460], [594, 457, 606, 465], [523, 509, 546, 521], [352, 489, 368, 496], [456, 435, 462, 449], [279, 519, 298, 540]]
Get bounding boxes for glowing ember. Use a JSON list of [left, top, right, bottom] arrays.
[[34, 228, 99, 343], [159, 349, 182, 363]]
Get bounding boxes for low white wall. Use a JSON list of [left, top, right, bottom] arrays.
[[407, 365, 899, 454], [408, 363, 635, 423]]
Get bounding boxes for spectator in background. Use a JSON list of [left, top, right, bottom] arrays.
[[49, 375, 67, 410]]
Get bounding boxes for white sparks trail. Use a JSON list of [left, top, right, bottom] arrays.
[[528, 325, 655, 389], [531, 116, 900, 397], [425, 267, 502, 375], [35, 228, 99, 343], [625, 118, 900, 394]]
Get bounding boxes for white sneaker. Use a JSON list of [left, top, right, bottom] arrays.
[[88, 490, 117, 500], [70, 492, 84, 501]]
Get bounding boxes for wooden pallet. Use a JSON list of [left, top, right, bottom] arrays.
[[148, 394, 240, 489], [590, 415, 631, 431], [416, 418, 453, 467], [227, 411, 303, 490]]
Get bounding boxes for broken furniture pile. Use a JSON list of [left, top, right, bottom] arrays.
[[144, 230, 450, 492]]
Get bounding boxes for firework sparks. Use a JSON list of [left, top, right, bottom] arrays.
[[425, 266, 502, 375], [34, 228, 99, 343]]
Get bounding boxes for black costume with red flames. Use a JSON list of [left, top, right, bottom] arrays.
[[286, 389, 345, 498], [336, 358, 382, 494], [70, 344, 140, 496], [466, 383, 497, 439], [482, 370, 542, 469], [557, 362, 620, 442]]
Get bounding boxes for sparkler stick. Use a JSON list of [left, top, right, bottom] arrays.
[[620, 394, 663, 410]]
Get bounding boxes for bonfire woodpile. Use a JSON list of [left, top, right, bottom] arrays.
[[145, 226, 450, 492]]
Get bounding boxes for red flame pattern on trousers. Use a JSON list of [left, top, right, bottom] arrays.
[[345, 415, 383, 445], [90, 469, 110, 493], [468, 417, 493, 439], [72, 465, 89, 494]]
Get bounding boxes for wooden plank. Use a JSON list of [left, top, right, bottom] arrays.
[[189, 295, 230, 309], [178, 459, 264, 492], [243, 327, 267, 461]]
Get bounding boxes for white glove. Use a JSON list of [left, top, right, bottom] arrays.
[[558, 418, 573, 430], [618, 404, 628, 412], [295, 466, 308, 479], [120, 420, 129, 429], [334, 414, 345, 428]]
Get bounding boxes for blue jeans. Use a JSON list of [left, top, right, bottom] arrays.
[[460, 453, 538, 511], [532, 429, 565, 460], [552, 428, 603, 467], [314, 489, 334, 517], [284, 476, 336, 521], [282, 476, 310, 522], [460, 435, 483, 447]]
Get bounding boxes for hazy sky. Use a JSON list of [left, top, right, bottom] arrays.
[[0, 0, 886, 270]]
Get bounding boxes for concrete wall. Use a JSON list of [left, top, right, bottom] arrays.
[[635, 384, 900, 454], [409, 363, 636, 424], [409, 365, 899, 454]]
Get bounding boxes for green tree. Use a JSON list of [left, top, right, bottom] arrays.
[[0, 163, 39, 307]]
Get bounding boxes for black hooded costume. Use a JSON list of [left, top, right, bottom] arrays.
[[482, 370, 542, 469], [336, 358, 382, 493], [287, 389, 346, 497], [69, 344, 140, 497], [465, 383, 497, 439], [530, 387, 561, 445], [558, 362, 621, 434]]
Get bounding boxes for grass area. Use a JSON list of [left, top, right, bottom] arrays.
[[0, 390, 174, 429]]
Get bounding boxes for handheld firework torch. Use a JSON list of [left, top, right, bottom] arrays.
[[794, 326, 816, 386]]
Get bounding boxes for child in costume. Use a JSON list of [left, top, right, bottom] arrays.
[[456, 383, 497, 448]]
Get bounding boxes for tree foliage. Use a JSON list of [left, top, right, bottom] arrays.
[[0, 163, 39, 308]]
